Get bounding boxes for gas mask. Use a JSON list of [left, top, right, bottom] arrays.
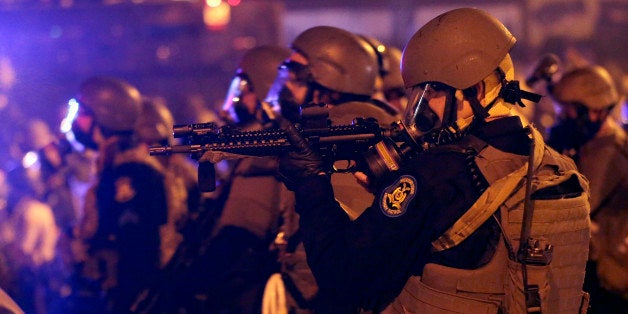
[[266, 60, 313, 123], [222, 73, 257, 125], [548, 102, 606, 157], [402, 82, 466, 149]]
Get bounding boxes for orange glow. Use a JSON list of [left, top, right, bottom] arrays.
[[203, 1, 231, 30]]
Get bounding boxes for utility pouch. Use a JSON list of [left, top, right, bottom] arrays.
[[506, 258, 550, 314]]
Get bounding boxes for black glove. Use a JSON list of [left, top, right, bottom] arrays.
[[276, 116, 326, 191]]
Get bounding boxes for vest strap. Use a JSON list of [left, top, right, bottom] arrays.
[[432, 127, 545, 252]]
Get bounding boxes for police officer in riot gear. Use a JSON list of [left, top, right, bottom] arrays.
[[127, 98, 203, 313], [190, 45, 293, 313], [548, 66, 624, 161], [68, 76, 168, 313], [257, 26, 401, 313], [266, 25, 399, 218], [277, 8, 591, 312], [153, 45, 293, 313], [136, 98, 200, 268], [548, 65, 628, 313]]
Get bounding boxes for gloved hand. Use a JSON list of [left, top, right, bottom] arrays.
[[276, 116, 326, 190]]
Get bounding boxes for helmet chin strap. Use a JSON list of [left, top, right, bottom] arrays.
[[463, 87, 490, 121], [464, 67, 543, 123], [444, 89, 474, 136], [488, 68, 542, 112]]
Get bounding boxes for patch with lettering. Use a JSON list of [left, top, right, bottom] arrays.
[[114, 176, 136, 203], [379, 175, 417, 217]]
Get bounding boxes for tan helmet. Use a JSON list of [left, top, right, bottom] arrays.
[[291, 26, 378, 96], [401, 7, 516, 89], [358, 35, 389, 77], [383, 46, 404, 92], [239, 45, 291, 100], [136, 97, 174, 144], [552, 65, 619, 110], [76, 76, 142, 132], [358, 35, 404, 91]]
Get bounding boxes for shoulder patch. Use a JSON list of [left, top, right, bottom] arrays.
[[114, 176, 136, 203], [379, 175, 417, 217]]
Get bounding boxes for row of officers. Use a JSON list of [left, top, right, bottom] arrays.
[[0, 7, 626, 314]]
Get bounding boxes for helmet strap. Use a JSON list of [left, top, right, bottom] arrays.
[[494, 67, 542, 108], [445, 89, 474, 135], [443, 88, 457, 127], [462, 86, 490, 120], [463, 67, 543, 122]]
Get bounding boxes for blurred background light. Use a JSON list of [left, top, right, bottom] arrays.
[[204, 0, 230, 30]]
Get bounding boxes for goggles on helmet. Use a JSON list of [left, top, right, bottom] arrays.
[[265, 61, 311, 104]]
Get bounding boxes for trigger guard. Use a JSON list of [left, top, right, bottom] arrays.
[[332, 160, 357, 173]]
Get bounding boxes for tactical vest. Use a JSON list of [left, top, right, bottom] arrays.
[[383, 127, 591, 313]]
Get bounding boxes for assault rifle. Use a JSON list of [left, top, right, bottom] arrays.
[[149, 112, 414, 192]]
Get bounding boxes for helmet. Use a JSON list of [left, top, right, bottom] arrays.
[[358, 35, 390, 77], [401, 7, 516, 89], [552, 65, 619, 110], [76, 76, 142, 132], [400, 8, 521, 148], [382, 46, 404, 92], [291, 26, 378, 96], [238, 45, 291, 101], [222, 45, 290, 124], [136, 97, 174, 145]]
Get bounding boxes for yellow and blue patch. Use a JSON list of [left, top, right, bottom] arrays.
[[379, 175, 417, 217]]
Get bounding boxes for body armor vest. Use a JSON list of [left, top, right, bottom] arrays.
[[383, 127, 591, 313]]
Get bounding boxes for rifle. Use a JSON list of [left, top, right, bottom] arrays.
[[149, 110, 414, 192]]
